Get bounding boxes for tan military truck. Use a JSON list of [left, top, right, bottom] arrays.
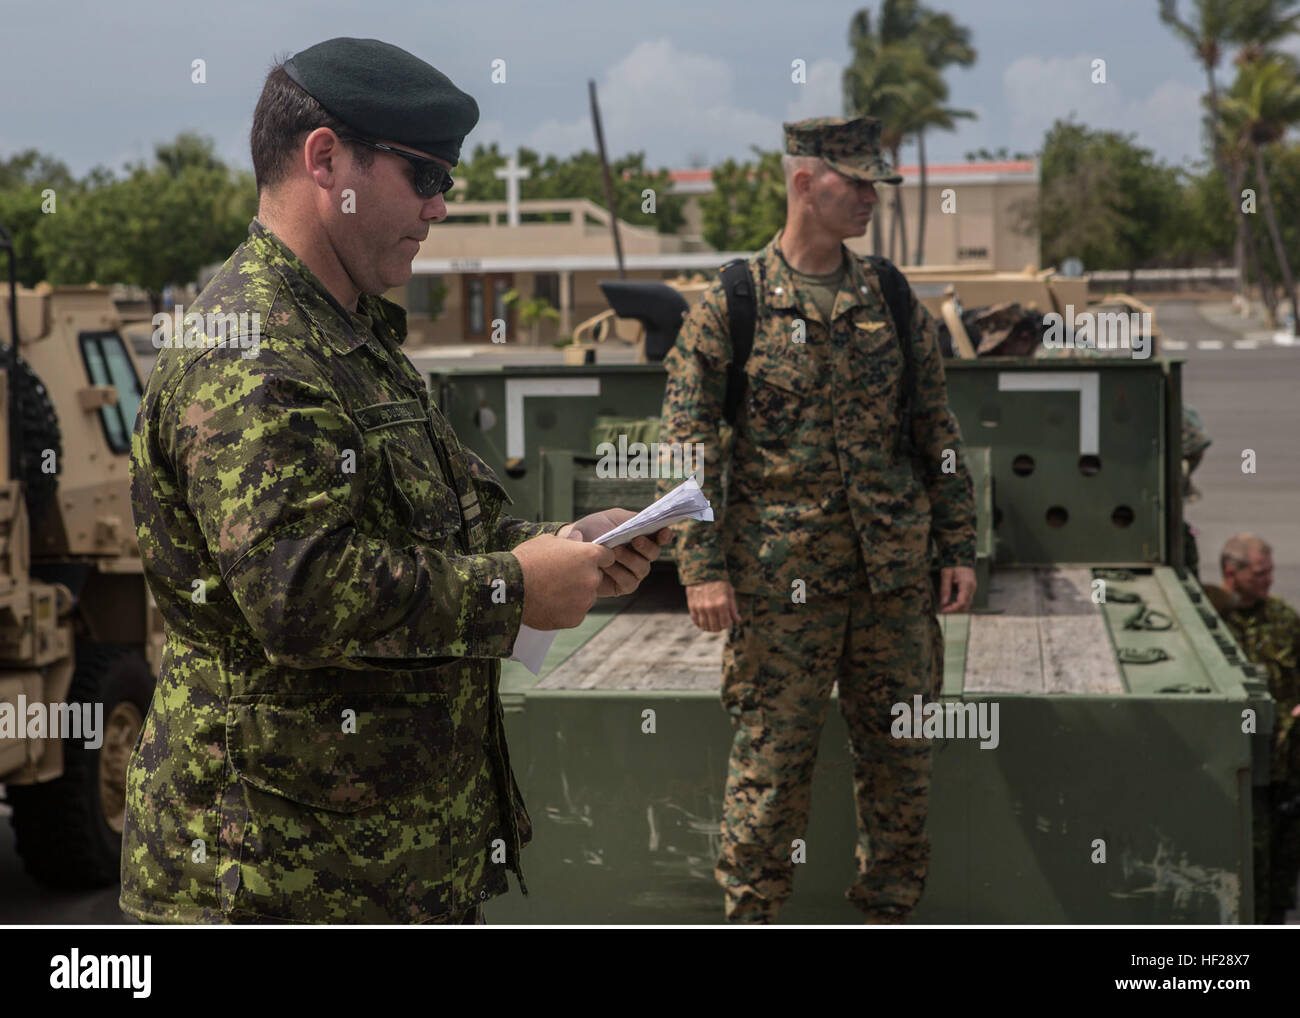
[[0, 268, 161, 888]]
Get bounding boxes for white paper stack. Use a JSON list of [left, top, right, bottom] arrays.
[[509, 475, 714, 674]]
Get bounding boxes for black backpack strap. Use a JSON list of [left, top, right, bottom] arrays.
[[866, 254, 918, 459], [720, 258, 756, 426]]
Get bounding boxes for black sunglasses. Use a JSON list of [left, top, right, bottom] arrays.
[[338, 136, 454, 198]]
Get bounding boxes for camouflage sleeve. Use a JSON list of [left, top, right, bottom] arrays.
[[158, 348, 528, 669], [459, 444, 565, 551], [658, 281, 730, 586], [1268, 602, 1300, 773], [910, 293, 977, 569], [1281, 601, 1300, 715]]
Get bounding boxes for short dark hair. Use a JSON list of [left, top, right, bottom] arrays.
[[249, 63, 373, 194]]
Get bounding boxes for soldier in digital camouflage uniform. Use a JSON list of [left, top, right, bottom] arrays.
[[1205, 534, 1300, 923], [659, 117, 977, 923], [122, 38, 667, 924]]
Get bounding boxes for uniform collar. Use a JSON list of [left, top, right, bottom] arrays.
[[247, 219, 410, 356], [754, 228, 882, 326]]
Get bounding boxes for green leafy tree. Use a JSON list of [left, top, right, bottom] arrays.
[[1240, 143, 1300, 322], [0, 150, 77, 285], [454, 144, 685, 235], [1159, 0, 1300, 299], [1035, 119, 1184, 276], [35, 134, 254, 311], [502, 288, 560, 346], [963, 146, 1034, 162], [699, 148, 787, 251]]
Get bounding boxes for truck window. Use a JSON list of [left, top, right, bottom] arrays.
[[79, 331, 143, 454]]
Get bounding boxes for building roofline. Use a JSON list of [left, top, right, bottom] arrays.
[[664, 160, 1037, 192], [411, 251, 752, 274]]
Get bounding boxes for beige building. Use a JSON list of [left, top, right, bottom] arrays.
[[395, 160, 1039, 346]]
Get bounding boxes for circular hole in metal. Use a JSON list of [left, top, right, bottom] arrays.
[[1012, 454, 1035, 476], [473, 405, 497, 431], [1046, 505, 1069, 528], [1078, 454, 1101, 476], [535, 409, 557, 430], [1111, 505, 1135, 528], [979, 405, 1001, 428]]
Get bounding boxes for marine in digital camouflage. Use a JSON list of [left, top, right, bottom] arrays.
[[122, 219, 562, 923], [658, 219, 975, 921], [659, 231, 977, 597], [1216, 594, 1300, 783]]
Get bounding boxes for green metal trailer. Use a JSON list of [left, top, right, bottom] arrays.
[[429, 358, 1272, 923]]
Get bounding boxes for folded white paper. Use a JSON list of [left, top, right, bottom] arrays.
[[509, 475, 714, 674]]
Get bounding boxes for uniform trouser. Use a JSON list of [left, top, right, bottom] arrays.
[[429, 904, 486, 924], [715, 580, 943, 923], [1254, 782, 1300, 923]]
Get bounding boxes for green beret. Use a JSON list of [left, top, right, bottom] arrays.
[[783, 116, 902, 184], [283, 37, 479, 166]]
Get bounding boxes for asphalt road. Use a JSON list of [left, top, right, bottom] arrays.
[[1162, 300, 1300, 609], [4, 298, 1295, 924]]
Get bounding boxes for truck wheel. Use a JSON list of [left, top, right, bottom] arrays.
[[0, 344, 63, 520], [7, 644, 155, 888]]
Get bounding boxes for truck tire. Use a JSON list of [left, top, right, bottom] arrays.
[[0, 344, 62, 520], [7, 644, 155, 888]]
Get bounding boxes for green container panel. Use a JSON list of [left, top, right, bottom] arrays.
[[490, 688, 1255, 924]]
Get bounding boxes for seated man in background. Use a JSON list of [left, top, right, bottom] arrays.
[[1206, 534, 1300, 923]]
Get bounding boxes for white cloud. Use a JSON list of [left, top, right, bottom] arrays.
[[784, 58, 845, 122], [463, 119, 507, 157], [521, 38, 782, 165], [1002, 53, 1203, 165]]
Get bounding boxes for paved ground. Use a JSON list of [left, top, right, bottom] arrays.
[[1163, 300, 1300, 609], [6, 297, 1295, 924]]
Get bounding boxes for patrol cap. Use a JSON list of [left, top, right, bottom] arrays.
[[283, 38, 479, 166], [783, 116, 902, 184]]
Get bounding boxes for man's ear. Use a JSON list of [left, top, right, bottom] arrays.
[[302, 127, 342, 191]]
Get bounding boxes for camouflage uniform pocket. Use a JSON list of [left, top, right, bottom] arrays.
[[218, 692, 456, 920], [743, 351, 817, 449], [382, 438, 463, 545], [226, 692, 453, 811]]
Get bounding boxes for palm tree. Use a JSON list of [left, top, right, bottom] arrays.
[[1221, 53, 1300, 335], [1159, 0, 1300, 303], [843, 2, 975, 264], [502, 289, 561, 346], [907, 93, 976, 266], [1217, 97, 1278, 324], [843, 11, 918, 257], [896, 4, 977, 265]]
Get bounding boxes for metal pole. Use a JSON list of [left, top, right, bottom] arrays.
[[588, 80, 626, 280], [0, 222, 20, 484]]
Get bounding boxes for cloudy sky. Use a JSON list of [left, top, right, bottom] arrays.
[[3, 0, 1294, 178]]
